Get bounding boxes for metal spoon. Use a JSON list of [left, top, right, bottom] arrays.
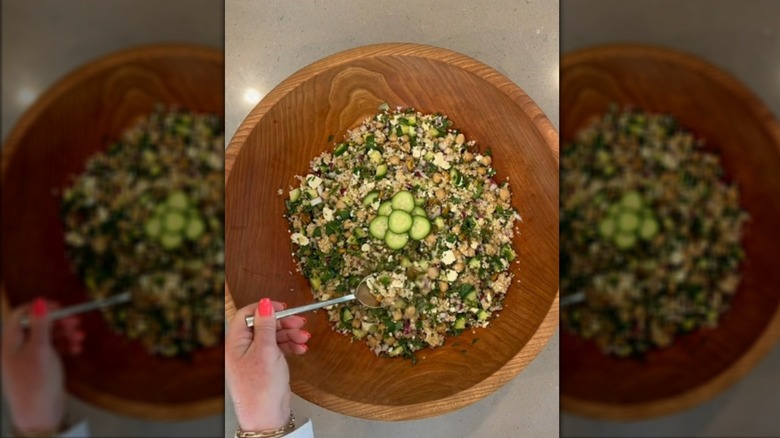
[[244, 275, 380, 327], [19, 292, 132, 328]]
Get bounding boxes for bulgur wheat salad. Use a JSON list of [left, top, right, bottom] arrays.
[[62, 107, 225, 357], [285, 105, 519, 361], [561, 107, 748, 357]]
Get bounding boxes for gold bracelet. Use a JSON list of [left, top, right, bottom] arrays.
[[235, 411, 296, 438]]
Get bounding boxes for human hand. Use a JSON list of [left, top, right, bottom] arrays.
[[226, 298, 310, 431], [1, 297, 85, 433]]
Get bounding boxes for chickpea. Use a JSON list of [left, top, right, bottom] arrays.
[[452, 225, 461, 234], [425, 233, 437, 245], [406, 158, 415, 171], [375, 121, 385, 129], [389, 155, 401, 166], [329, 234, 338, 244], [388, 133, 398, 142], [499, 187, 510, 201], [392, 309, 403, 321], [401, 142, 411, 152], [320, 191, 329, 200], [355, 136, 364, 145], [432, 172, 443, 184], [439, 281, 449, 293], [401, 134, 410, 143], [477, 167, 487, 176], [454, 262, 465, 273], [385, 336, 397, 346], [404, 306, 417, 319], [463, 151, 474, 162], [481, 155, 492, 166], [427, 266, 440, 279], [336, 200, 347, 209], [435, 188, 446, 200], [455, 133, 465, 145]]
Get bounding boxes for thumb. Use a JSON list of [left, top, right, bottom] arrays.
[[28, 297, 52, 347], [251, 298, 278, 348]]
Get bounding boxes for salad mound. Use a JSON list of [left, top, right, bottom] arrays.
[[285, 106, 519, 361], [561, 108, 748, 357], [62, 107, 225, 357]]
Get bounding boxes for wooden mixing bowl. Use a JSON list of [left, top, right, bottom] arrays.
[[1, 44, 224, 420], [561, 44, 780, 420], [225, 43, 559, 420]]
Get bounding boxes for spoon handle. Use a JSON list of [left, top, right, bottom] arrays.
[[244, 293, 356, 327], [19, 292, 132, 328]]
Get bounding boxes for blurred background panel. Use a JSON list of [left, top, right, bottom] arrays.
[[1, 1, 223, 436], [561, 0, 780, 437]]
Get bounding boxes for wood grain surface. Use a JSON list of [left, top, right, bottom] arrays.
[[560, 44, 780, 420], [1, 44, 224, 420], [224, 43, 559, 420]]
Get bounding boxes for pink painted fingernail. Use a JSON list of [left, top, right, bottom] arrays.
[[302, 330, 312, 340], [32, 298, 47, 318], [258, 298, 273, 317], [301, 317, 307, 324]]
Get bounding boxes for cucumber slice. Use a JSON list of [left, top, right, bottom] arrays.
[[463, 290, 477, 302], [185, 217, 206, 240], [144, 217, 162, 238], [388, 210, 413, 234], [310, 277, 322, 290], [639, 217, 660, 241], [427, 127, 441, 138], [384, 230, 409, 250], [405, 116, 417, 126], [333, 143, 348, 156], [375, 163, 388, 179], [607, 203, 621, 217], [614, 232, 637, 249], [412, 206, 427, 217], [160, 232, 183, 250], [167, 191, 189, 210], [391, 190, 415, 213], [468, 257, 481, 270], [362, 190, 380, 207], [388, 346, 404, 357], [353, 227, 368, 239], [450, 169, 464, 187], [598, 217, 616, 238], [289, 188, 301, 202], [454, 316, 466, 330], [352, 328, 367, 339], [501, 245, 516, 262], [477, 310, 489, 321], [378, 201, 393, 216], [340, 307, 354, 323], [305, 188, 318, 199], [408, 216, 432, 240], [621, 191, 643, 211], [434, 216, 445, 229], [164, 211, 186, 232], [368, 149, 383, 164], [414, 197, 425, 207], [369, 216, 389, 239], [617, 211, 640, 233]]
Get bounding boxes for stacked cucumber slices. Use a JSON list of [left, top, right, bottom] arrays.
[[367, 190, 431, 249], [597, 190, 659, 249], [143, 191, 207, 250]]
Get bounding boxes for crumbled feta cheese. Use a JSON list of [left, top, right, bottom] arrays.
[[432, 152, 451, 170], [310, 197, 323, 206], [446, 270, 459, 282], [441, 250, 456, 265], [323, 207, 334, 221], [290, 233, 310, 246], [307, 175, 322, 189], [361, 243, 370, 252]]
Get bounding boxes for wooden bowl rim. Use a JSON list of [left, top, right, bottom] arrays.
[[560, 43, 780, 420], [1, 43, 224, 420], [224, 42, 559, 420]]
